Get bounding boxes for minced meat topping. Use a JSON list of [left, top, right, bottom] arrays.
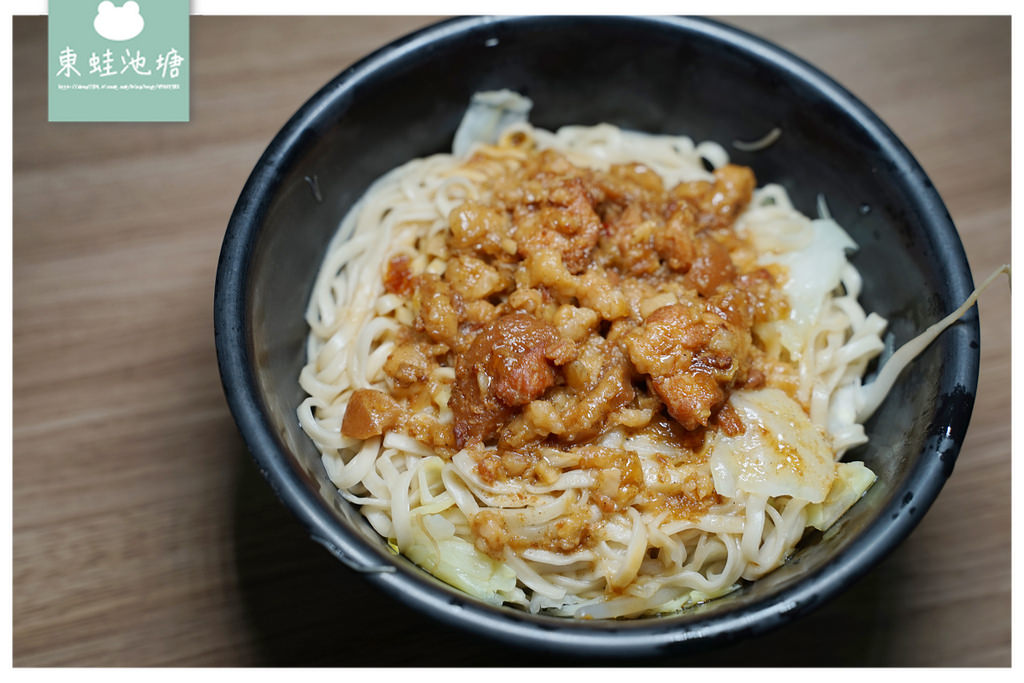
[[348, 140, 792, 545]]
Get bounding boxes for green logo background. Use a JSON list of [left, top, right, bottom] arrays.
[[48, 0, 190, 122]]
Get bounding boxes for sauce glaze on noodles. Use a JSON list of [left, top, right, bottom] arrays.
[[297, 121, 887, 619]]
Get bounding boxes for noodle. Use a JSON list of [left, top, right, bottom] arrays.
[[732, 127, 782, 152], [296, 105, 979, 618]]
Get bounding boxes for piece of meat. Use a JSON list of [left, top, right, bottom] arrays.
[[500, 341, 635, 448], [521, 249, 630, 321], [417, 274, 461, 347], [671, 164, 756, 230], [552, 304, 599, 343], [603, 202, 661, 275], [624, 303, 753, 430], [341, 389, 402, 439], [624, 304, 710, 377], [504, 172, 604, 274], [383, 254, 415, 296], [654, 204, 699, 272], [597, 162, 665, 202], [733, 267, 786, 325], [706, 164, 756, 228], [649, 372, 724, 431], [450, 312, 565, 447], [557, 346, 634, 441], [383, 340, 432, 386], [685, 235, 736, 296], [448, 201, 514, 258], [445, 254, 509, 301]]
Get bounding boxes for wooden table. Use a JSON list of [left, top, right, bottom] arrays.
[[13, 16, 1010, 666]]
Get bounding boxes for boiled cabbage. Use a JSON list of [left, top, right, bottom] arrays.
[[452, 90, 533, 158], [741, 198, 857, 360], [805, 460, 876, 531], [404, 524, 517, 605], [710, 388, 836, 503]]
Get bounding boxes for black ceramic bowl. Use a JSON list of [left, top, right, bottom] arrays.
[[215, 16, 979, 657]]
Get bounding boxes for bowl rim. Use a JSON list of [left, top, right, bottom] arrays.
[[214, 15, 980, 657]]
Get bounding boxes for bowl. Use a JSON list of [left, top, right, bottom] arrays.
[[214, 16, 979, 657]]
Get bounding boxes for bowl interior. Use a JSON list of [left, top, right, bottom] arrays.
[[224, 16, 979, 654]]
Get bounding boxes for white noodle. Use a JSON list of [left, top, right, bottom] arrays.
[[732, 127, 782, 152], [297, 120, 987, 618]]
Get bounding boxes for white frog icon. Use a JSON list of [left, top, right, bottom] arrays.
[[93, 1, 145, 42]]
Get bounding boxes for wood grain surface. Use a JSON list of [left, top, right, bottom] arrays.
[[12, 15, 1010, 666]]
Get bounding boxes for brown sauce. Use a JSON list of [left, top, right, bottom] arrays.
[[356, 141, 792, 556]]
